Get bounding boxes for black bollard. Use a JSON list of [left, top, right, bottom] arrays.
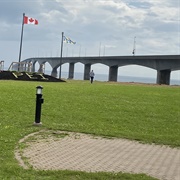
[[34, 86, 44, 125]]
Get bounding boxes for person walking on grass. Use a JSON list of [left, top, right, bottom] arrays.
[[89, 70, 95, 83]]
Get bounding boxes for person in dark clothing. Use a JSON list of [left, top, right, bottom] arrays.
[[89, 70, 95, 83]]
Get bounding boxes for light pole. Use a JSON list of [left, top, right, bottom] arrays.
[[59, 32, 64, 79], [34, 86, 44, 125], [99, 42, 101, 56]]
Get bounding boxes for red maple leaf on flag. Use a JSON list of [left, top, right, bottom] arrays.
[[29, 18, 34, 23]]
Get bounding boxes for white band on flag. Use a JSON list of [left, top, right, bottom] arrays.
[[63, 36, 76, 44]]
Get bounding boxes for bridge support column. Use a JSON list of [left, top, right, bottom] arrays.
[[68, 63, 75, 79], [108, 65, 118, 81], [84, 64, 91, 80], [157, 70, 171, 85], [32, 63, 36, 72], [51, 68, 58, 78], [38, 64, 44, 74]]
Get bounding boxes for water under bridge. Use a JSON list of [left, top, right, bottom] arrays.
[[20, 55, 180, 85]]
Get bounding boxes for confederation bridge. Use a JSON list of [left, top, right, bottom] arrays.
[[21, 55, 180, 85]]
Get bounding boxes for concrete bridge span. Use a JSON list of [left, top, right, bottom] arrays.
[[22, 55, 180, 85]]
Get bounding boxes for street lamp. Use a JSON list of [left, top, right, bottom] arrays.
[[36, 85, 43, 95], [34, 86, 44, 126]]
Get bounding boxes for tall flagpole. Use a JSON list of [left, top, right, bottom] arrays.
[[18, 13, 25, 64], [132, 36, 136, 56], [59, 32, 64, 79]]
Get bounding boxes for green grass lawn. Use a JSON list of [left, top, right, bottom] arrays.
[[0, 80, 179, 179]]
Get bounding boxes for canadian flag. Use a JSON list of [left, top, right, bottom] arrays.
[[24, 16, 38, 25]]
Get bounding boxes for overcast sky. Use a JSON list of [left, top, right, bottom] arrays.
[[0, 0, 179, 79]]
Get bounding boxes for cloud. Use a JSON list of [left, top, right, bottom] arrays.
[[0, 0, 179, 78]]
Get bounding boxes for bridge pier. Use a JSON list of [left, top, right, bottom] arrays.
[[157, 70, 171, 85], [84, 64, 91, 80], [32, 63, 36, 72], [109, 65, 118, 81], [68, 63, 75, 79], [51, 68, 58, 78], [38, 64, 44, 74]]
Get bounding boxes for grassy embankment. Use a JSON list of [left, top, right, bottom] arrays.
[[0, 80, 179, 179]]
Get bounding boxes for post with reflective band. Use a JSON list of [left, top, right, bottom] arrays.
[[34, 86, 44, 126]]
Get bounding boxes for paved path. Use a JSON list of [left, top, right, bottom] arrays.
[[15, 130, 180, 180]]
